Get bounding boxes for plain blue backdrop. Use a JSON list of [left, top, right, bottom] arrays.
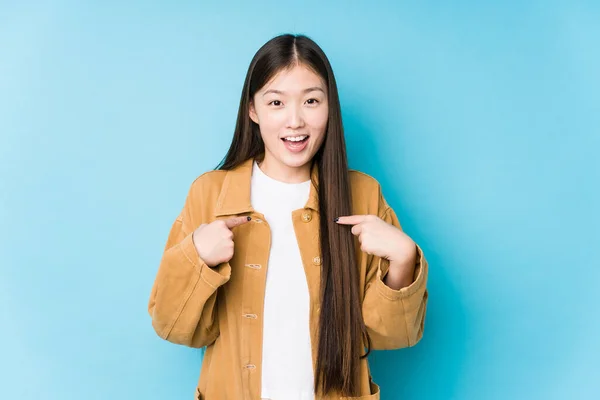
[[1, 1, 599, 399]]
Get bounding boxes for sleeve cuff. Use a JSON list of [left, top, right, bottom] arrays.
[[375, 243, 426, 300], [178, 232, 232, 289]]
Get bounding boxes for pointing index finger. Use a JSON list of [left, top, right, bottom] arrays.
[[225, 216, 252, 229], [335, 215, 369, 225]]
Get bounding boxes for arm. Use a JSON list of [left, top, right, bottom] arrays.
[[362, 204, 429, 350], [147, 184, 230, 348]]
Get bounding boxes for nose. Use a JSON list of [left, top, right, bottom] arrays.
[[286, 104, 305, 129]]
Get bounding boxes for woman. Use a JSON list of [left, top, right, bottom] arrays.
[[148, 33, 429, 400]]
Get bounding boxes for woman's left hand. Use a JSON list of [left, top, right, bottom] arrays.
[[335, 214, 417, 267]]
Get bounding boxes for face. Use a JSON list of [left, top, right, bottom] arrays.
[[249, 64, 328, 181]]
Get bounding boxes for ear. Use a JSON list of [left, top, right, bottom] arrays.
[[249, 100, 259, 124]]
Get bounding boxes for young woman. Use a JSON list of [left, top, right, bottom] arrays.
[[148, 33, 429, 400]]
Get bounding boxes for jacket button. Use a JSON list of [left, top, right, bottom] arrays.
[[312, 256, 321, 266], [302, 212, 312, 222]]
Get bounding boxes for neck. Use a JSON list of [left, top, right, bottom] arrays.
[[258, 157, 311, 183]]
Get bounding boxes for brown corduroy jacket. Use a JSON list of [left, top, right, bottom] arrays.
[[148, 157, 429, 400]]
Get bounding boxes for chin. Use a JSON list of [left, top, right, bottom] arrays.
[[279, 153, 314, 168]]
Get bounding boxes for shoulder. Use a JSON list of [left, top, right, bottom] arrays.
[[177, 169, 228, 225], [188, 168, 228, 194], [348, 169, 390, 216], [181, 168, 228, 208], [348, 169, 382, 191]]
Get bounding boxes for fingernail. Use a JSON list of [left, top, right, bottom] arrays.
[[334, 217, 339, 222], [247, 216, 251, 221]]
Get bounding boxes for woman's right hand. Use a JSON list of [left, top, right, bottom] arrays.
[[192, 216, 251, 267]]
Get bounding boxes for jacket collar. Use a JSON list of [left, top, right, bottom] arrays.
[[215, 157, 320, 217]]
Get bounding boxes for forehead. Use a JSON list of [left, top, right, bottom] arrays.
[[261, 64, 325, 94]]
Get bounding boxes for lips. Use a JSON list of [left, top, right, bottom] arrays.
[[281, 135, 309, 142], [281, 135, 310, 153]]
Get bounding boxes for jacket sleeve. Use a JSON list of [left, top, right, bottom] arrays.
[[362, 199, 429, 350], [147, 183, 231, 348]]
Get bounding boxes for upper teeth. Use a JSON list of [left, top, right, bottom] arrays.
[[284, 136, 308, 142]]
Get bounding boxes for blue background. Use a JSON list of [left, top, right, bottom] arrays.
[[1, 1, 599, 399]]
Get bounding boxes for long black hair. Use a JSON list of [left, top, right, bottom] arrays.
[[216, 33, 370, 397]]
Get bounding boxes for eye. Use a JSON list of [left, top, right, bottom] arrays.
[[268, 100, 282, 106], [306, 98, 319, 105]]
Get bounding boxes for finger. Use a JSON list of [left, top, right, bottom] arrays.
[[224, 216, 252, 229], [335, 215, 371, 225], [351, 224, 363, 236]]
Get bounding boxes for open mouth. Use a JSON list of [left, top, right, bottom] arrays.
[[281, 135, 310, 152], [281, 135, 309, 144]]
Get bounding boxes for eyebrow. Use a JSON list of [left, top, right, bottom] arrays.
[[262, 87, 325, 97]]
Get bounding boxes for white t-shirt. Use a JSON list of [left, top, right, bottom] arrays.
[[250, 160, 315, 400]]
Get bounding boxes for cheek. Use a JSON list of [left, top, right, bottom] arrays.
[[307, 108, 329, 134], [257, 113, 286, 138]]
